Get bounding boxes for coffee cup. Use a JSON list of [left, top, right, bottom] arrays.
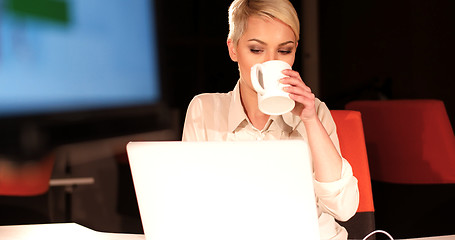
[[250, 60, 295, 115]]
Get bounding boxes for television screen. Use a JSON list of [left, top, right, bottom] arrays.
[[0, 0, 160, 118]]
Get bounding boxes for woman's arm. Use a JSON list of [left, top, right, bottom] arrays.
[[281, 69, 342, 182], [282, 69, 359, 220], [303, 117, 343, 182]]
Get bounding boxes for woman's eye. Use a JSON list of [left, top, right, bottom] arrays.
[[250, 49, 263, 54], [279, 50, 292, 55]]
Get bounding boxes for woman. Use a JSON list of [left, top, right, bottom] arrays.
[[182, 0, 359, 239]]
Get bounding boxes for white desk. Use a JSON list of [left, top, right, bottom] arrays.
[[402, 236, 455, 240], [2, 223, 454, 240], [350, 234, 455, 240], [0, 223, 145, 240]]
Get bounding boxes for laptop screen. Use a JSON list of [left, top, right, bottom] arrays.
[[127, 140, 320, 240]]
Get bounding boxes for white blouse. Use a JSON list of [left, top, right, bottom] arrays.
[[182, 81, 359, 240]]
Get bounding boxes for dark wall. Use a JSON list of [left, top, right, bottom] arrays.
[[155, 0, 237, 129], [155, 0, 454, 129], [155, 0, 302, 130], [319, 0, 455, 126]]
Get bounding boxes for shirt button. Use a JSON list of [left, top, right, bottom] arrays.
[[256, 136, 262, 141]]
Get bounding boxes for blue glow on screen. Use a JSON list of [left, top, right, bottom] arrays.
[[0, 0, 160, 117]]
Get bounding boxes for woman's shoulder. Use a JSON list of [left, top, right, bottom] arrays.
[[189, 92, 233, 108], [315, 98, 330, 115]]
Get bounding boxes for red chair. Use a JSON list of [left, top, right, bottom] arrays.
[[330, 110, 375, 239], [0, 153, 55, 225], [346, 99, 455, 184], [346, 99, 455, 238], [0, 153, 55, 196]]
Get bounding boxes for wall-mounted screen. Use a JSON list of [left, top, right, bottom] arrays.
[[0, 0, 160, 118]]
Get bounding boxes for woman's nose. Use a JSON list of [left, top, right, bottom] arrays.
[[264, 52, 279, 62]]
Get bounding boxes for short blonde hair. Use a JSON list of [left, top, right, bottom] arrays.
[[228, 0, 300, 45]]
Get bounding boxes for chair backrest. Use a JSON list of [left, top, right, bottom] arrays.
[[346, 99, 455, 184], [330, 110, 375, 238], [0, 154, 55, 196]]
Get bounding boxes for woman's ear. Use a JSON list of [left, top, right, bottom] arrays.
[[227, 39, 238, 62]]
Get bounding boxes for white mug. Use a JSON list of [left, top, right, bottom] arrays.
[[250, 60, 295, 115]]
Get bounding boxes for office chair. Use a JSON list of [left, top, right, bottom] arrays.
[[0, 153, 55, 225], [0, 153, 54, 196], [346, 99, 455, 238], [330, 110, 375, 239]]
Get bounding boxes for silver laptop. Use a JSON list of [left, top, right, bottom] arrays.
[[127, 140, 320, 240]]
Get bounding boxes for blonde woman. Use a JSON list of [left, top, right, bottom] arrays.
[[182, 0, 359, 239]]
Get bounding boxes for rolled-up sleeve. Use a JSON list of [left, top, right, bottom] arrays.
[[314, 157, 359, 222], [311, 101, 360, 222]]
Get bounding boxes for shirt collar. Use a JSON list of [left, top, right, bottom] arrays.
[[228, 81, 248, 132], [227, 80, 303, 134], [271, 113, 297, 133]]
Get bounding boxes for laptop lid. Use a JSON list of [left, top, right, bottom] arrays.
[[127, 140, 319, 240]]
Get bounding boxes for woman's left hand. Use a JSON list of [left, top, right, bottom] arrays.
[[280, 69, 317, 122]]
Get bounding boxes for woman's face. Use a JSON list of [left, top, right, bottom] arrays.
[[228, 15, 297, 90]]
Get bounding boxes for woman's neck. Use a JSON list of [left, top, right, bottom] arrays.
[[239, 81, 270, 130]]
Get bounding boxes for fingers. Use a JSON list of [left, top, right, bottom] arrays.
[[281, 69, 317, 120], [282, 69, 302, 80], [280, 69, 311, 91], [280, 70, 312, 94], [288, 88, 316, 106], [280, 70, 315, 104]]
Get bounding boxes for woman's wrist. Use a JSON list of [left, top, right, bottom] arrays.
[[301, 114, 320, 126]]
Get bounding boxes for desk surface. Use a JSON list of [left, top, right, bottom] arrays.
[[1, 223, 454, 240], [350, 235, 455, 240], [0, 223, 145, 240], [401, 236, 455, 240]]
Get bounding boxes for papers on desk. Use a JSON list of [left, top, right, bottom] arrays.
[[0, 223, 145, 240]]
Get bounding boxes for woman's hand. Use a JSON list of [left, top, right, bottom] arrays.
[[281, 69, 343, 182], [281, 69, 317, 122]]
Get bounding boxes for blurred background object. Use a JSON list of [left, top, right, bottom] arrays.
[[0, 0, 454, 236], [346, 99, 455, 238]]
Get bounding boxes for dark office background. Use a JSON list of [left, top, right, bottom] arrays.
[[1, 0, 454, 236], [1, 0, 454, 149], [157, 0, 455, 131]]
